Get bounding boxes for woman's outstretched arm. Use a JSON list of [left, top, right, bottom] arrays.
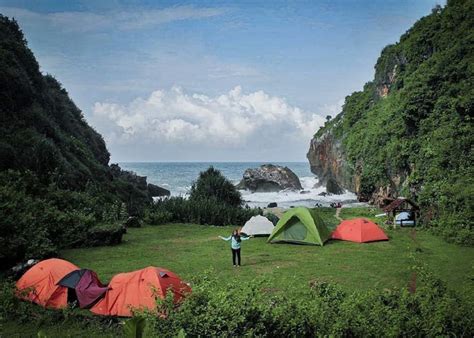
[[219, 236, 232, 241]]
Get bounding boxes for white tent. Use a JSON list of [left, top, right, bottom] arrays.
[[240, 215, 274, 236]]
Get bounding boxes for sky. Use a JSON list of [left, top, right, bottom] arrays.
[[0, 0, 442, 162]]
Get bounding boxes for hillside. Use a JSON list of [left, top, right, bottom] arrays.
[[0, 15, 164, 268], [307, 0, 473, 244]]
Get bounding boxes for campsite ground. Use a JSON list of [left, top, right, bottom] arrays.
[[59, 207, 473, 298], [2, 207, 474, 336]]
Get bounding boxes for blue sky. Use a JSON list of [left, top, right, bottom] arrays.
[[0, 0, 442, 162]]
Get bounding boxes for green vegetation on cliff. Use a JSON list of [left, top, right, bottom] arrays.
[[310, 0, 473, 244], [0, 16, 152, 268]]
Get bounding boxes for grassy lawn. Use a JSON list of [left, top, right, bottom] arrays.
[[3, 208, 473, 336], [59, 208, 473, 298]]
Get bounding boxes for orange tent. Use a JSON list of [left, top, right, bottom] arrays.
[[16, 258, 79, 309], [331, 218, 388, 243], [90, 267, 191, 317]]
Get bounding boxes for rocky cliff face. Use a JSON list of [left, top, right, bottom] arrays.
[[306, 1, 473, 209], [308, 128, 408, 205], [307, 130, 350, 194]]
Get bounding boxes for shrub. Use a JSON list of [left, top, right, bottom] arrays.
[[0, 280, 121, 335], [142, 270, 474, 337], [2, 267, 472, 336], [150, 197, 260, 227], [83, 224, 125, 247], [144, 210, 173, 225], [265, 212, 280, 226], [189, 167, 243, 207], [145, 167, 260, 227], [0, 170, 126, 269]]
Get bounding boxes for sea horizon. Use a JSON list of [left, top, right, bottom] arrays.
[[118, 161, 359, 208]]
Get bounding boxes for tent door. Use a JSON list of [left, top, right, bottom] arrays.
[[281, 217, 307, 241]]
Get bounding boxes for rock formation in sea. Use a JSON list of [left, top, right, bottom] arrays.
[[237, 164, 303, 192]]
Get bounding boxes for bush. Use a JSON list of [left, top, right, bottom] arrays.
[[150, 197, 260, 227], [142, 269, 474, 337], [0, 280, 121, 335], [0, 170, 126, 269], [429, 214, 474, 246], [2, 267, 472, 336], [144, 167, 261, 227], [144, 210, 173, 225], [189, 167, 243, 207], [265, 212, 280, 226], [83, 224, 125, 247]]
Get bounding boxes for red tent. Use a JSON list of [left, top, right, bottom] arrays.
[[16, 258, 79, 309], [332, 218, 388, 243], [90, 267, 191, 317]]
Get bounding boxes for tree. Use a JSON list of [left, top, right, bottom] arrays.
[[189, 167, 243, 207]]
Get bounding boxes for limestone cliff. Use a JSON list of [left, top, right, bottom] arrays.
[[306, 0, 473, 212]]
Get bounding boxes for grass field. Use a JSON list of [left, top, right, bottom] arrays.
[[59, 208, 473, 297], [2, 207, 473, 336]]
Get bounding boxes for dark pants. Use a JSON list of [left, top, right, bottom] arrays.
[[232, 248, 241, 266]]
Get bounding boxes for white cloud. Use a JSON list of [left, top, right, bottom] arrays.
[[321, 98, 344, 117], [92, 86, 326, 147], [0, 5, 226, 32]]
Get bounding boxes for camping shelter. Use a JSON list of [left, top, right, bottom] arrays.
[[384, 198, 419, 227], [57, 269, 108, 308], [240, 215, 274, 236], [16, 258, 79, 309], [90, 267, 191, 317], [331, 218, 388, 243], [267, 207, 330, 245]]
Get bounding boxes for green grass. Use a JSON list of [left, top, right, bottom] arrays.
[[58, 208, 473, 298], [0, 321, 119, 338], [3, 208, 473, 336]]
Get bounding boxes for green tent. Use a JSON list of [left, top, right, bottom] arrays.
[[267, 207, 331, 245]]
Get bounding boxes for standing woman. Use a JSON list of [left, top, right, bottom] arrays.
[[219, 229, 251, 267]]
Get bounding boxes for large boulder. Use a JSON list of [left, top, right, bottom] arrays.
[[237, 164, 303, 192], [147, 183, 170, 197], [326, 177, 344, 195]]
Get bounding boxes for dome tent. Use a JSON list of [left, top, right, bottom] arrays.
[[267, 207, 331, 245], [240, 215, 274, 236], [90, 267, 191, 317], [331, 218, 388, 243], [16, 258, 79, 309]]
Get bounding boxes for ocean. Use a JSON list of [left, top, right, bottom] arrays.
[[119, 162, 360, 208]]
